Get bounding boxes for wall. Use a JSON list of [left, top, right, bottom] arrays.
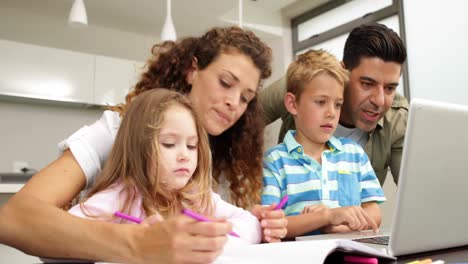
[[403, 0, 468, 105], [0, 100, 102, 172]]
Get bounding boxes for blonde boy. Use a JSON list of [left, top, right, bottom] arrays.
[[261, 50, 385, 238]]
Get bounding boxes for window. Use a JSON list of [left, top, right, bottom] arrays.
[[291, 0, 408, 97], [297, 0, 392, 42]]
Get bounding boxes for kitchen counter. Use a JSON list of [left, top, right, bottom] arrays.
[[0, 183, 24, 193], [0, 172, 33, 183], [0, 173, 32, 193]]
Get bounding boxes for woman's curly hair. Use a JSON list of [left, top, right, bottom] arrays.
[[109, 26, 272, 208]]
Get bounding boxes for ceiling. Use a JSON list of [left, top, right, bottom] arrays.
[[1, 0, 307, 40]]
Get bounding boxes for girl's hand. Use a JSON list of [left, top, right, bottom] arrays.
[[251, 204, 288, 243]]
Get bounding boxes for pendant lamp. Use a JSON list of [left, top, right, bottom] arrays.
[[161, 0, 177, 41], [238, 0, 243, 28], [68, 0, 88, 26]]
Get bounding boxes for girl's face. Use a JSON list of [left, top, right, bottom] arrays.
[[157, 105, 198, 190], [187, 52, 261, 136]]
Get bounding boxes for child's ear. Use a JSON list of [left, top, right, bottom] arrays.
[[284, 92, 298, 116], [340, 61, 346, 70], [186, 56, 199, 85]]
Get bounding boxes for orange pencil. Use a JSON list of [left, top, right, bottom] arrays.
[[419, 259, 432, 264]]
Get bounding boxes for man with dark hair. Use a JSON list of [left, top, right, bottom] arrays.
[[260, 23, 408, 186]]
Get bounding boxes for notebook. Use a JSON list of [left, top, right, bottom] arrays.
[[297, 98, 468, 257], [215, 236, 395, 264]]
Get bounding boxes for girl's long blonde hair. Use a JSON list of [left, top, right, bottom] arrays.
[[82, 89, 213, 218]]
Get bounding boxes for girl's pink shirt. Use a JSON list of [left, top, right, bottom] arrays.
[[69, 185, 261, 244]]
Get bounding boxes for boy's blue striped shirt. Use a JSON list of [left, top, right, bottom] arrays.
[[262, 130, 385, 217]]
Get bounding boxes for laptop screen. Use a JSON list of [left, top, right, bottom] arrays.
[[389, 98, 468, 256]]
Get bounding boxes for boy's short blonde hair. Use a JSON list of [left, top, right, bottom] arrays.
[[287, 49, 349, 101]]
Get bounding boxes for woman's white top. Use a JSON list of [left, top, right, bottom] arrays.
[[58, 110, 121, 188]]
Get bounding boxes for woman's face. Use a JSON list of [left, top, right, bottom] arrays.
[[187, 52, 261, 136]]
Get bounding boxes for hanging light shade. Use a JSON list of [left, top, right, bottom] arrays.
[[161, 0, 176, 41], [68, 0, 88, 26], [238, 0, 243, 28]]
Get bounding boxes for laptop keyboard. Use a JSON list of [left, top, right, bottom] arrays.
[[353, 235, 390, 245]]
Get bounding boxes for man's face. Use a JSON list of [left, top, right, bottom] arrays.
[[340, 57, 402, 132]]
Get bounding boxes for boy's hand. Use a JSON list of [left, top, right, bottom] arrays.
[[251, 204, 288, 243], [301, 204, 330, 215], [329, 206, 378, 233], [301, 204, 378, 233], [320, 224, 351, 234], [301, 204, 341, 233]]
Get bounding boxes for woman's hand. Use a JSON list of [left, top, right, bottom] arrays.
[[251, 204, 288, 243], [141, 213, 164, 226], [134, 214, 232, 264]]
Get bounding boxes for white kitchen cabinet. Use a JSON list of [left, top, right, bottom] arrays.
[[0, 39, 145, 107], [0, 39, 95, 104], [93, 56, 145, 106]]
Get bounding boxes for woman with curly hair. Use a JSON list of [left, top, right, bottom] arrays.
[[121, 27, 269, 208], [0, 27, 287, 264]]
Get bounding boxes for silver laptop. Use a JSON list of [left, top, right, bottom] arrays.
[[296, 98, 468, 257]]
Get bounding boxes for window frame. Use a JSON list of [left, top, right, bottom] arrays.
[[290, 0, 410, 99]]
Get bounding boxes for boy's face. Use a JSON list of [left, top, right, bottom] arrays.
[[288, 73, 344, 145], [340, 57, 402, 132], [157, 105, 198, 191]]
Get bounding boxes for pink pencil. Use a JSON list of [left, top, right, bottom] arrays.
[[274, 195, 289, 210], [182, 208, 241, 238], [344, 255, 378, 264], [114, 211, 142, 224]]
